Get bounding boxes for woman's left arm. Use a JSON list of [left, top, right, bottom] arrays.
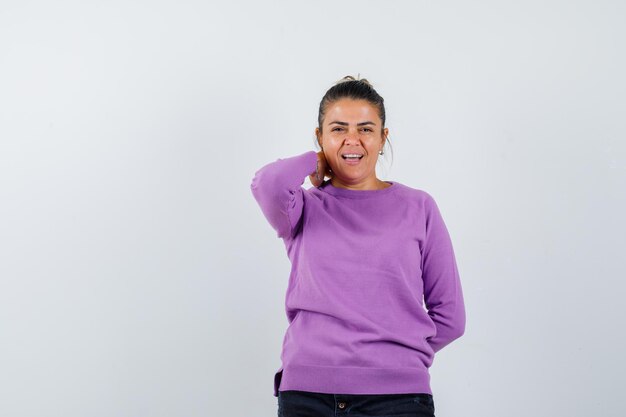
[[421, 193, 467, 353]]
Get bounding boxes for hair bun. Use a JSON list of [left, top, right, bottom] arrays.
[[335, 74, 373, 88]]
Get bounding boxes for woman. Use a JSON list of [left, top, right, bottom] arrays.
[[250, 76, 466, 417]]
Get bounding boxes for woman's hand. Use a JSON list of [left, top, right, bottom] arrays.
[[309, 151, 332, 187]]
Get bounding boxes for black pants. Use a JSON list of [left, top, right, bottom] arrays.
[[278, 389, 436, 417]]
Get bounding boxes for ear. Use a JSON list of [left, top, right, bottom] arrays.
[[315, 127, 322, 148], [382, 127, 389, 146]]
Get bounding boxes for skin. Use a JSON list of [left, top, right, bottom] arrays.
[[309, 98, 389, 190]]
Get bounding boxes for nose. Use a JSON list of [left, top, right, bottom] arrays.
[[344, 129, 363, 144]]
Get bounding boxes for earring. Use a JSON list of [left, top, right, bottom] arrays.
[[379, 150, 384, 155]]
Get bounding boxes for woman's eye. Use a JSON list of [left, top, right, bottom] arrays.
[[331, 127, 373, 132]]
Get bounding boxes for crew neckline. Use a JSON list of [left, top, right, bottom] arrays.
[[318, 180, 399, 199]]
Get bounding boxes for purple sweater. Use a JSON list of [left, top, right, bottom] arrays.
[[250, 151, 466, 397]]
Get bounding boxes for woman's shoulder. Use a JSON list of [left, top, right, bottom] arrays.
[[391, 181, 436, 203]]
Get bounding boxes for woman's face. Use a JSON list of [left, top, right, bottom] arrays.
[[316, 98, 388, 187]]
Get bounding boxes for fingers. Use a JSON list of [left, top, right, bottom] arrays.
[[310, 151, 333, 186]]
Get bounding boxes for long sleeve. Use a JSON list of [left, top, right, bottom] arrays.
[[250, 151, 319, 239], [421, 194, 466, 353]]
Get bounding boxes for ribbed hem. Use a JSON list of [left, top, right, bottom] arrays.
[[273, 363, 431, 397]]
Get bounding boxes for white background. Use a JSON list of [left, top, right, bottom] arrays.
[[1, 1, 624, 416]]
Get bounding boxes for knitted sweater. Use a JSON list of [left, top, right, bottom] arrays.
[[250, 150, 466, 397]]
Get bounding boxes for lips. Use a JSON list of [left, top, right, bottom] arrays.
[[341, 155, 363, 165]]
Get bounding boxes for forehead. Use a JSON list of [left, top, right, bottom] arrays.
[[325, 99, 380, 124]]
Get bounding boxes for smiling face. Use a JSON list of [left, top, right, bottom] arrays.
[[315, 98, 388, 190]]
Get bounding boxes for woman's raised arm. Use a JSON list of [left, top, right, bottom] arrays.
[[250, 151, 319, 239]]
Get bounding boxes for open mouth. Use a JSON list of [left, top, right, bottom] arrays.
[[341, 154, 364, 160]]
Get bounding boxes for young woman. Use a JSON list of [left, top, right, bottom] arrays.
[[250, 76, 466, 417]]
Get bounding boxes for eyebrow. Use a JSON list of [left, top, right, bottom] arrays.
[[328, 121, 377, 126]]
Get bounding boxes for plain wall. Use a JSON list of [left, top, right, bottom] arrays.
[[1, 1, 624, 416]]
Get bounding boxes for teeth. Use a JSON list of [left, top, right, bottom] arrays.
[[342, 154, 363, 159]]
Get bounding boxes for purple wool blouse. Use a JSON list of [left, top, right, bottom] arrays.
[[250, 150, 466, 397]]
